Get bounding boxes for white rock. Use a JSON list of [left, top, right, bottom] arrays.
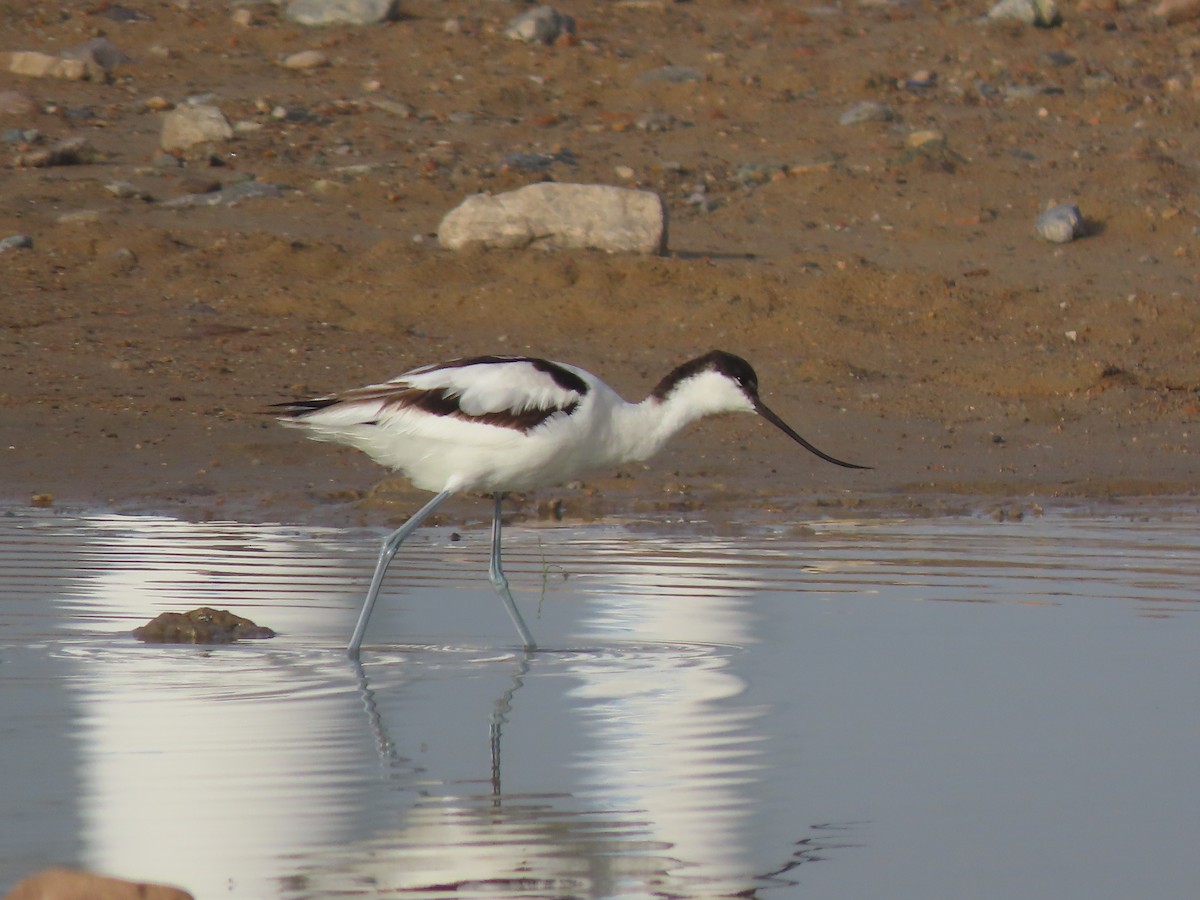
[[57, 209, 104, 225], [3, 51, 88, 81], [839, 99, 897, 126], [505, 6, 576, 44], [2, 40, 126, 82], [1035, 204, 1085, 243], [987, 0, 1061, 27], [161, 104, 234, 151], [907, 129, 945, 148], [285, 0, 400, 26], [281, 50, 329, 70], [105, 180, 151, 200], [438, 183, 667, 254], [367, 97, 413, 117], [0, 234, 33, 252]]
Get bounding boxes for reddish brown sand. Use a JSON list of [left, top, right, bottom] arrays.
[[1, 0, 1196, 530]]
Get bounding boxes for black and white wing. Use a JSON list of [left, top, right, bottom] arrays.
[[273, 356, 590, 435]]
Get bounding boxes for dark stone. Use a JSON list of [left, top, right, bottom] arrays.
[[133, 607, 276, 643]]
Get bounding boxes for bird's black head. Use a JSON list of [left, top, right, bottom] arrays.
[[651, 350, 760, 402], [652, 350, 871, 471]]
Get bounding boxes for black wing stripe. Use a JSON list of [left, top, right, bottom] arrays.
[[431, 356, 591, 396], [391, 388, 577, 432], [273, 390, 578, 433], [269, 397, 339, 418]]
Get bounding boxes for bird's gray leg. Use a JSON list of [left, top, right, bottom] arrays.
[[348, 489, 454, 656], [488, 493, 538, 651]]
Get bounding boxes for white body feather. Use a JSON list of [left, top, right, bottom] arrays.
[[279, 358, 758, 494]]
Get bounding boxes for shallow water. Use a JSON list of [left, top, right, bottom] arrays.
[[1, 507, 1197, 899]]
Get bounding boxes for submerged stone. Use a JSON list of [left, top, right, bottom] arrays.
[[5, 867, 193, 900], [133, 607, 276, 643]]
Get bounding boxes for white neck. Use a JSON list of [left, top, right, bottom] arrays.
[[604, 372, 755, 465]]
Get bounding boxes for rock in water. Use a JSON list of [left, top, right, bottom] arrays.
[[438, 183, 667, 254], [5, 868, 193, 900], [133, 607, 276, 643]]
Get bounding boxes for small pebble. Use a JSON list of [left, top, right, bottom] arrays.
[[177, 177, 222, 195], [281, 50, 328, 70], [0, 89, 38, 116], [105, 180, 152, 200], [907, 129, 944, 148], [636, 111, 676, 132], [505, 6, 576, 44], [151, 150, 184, 169], [987, 0, 1062, 27], [1, 127, 39, 145], [636, 65, 702, 85], [272, 105, 312, 122], [1035, 204, 1086, 243], [367, 97, 413, 118], [56, 210, 103, 225], [98, 5, 152, 22], [903, 69, 937, 90], [161, 104, 233, 151], [1043, 50, 1076, 67], [839, 100, 897, 125], [0, 233, 34, 252], [160, 180, 287, 208]]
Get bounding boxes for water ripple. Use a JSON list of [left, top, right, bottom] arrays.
[[1, 507, 1198, 899]]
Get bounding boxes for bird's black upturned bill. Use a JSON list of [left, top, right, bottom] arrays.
[[754, 401, 871, 470]]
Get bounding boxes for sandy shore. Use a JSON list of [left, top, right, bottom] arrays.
[[2, 0, 1196, 528]]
